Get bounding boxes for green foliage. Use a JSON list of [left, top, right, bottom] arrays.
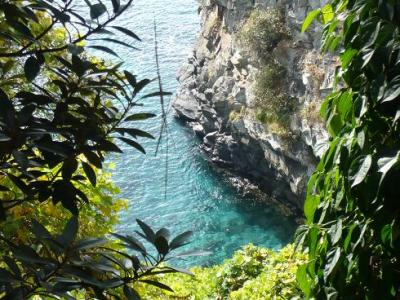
[[0, 217, 197, 299], [238, 8, 290, 61], [253, 62, 296, 131], [1, 166, 126, 243], [136, 244, 307, 299], [297, 0, 400, 298], [0, 0, 197, 298], [237, 8, 296, 134]]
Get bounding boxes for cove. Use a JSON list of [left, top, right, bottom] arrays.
[[104, 0, 297, 267]]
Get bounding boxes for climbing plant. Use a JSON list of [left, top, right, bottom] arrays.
[[296, 0, 400, 299]]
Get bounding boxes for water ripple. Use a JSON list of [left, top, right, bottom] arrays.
[[86, 0, 299, 266]]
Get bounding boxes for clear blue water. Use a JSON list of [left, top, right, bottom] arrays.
[[89, 0, 297, 266]]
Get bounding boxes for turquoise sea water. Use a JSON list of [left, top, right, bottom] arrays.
[[93, 0, 297, 266]]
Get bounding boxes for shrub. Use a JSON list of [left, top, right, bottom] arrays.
[[301, 101, 323, 125], [137, 244, 306, 299], [253, 62, 296, 130], [238, 8, 290, 61]]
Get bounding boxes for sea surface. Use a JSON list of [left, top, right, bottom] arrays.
[[84, 0, 297, 266]]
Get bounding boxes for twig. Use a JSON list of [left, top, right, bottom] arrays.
[[152, 19, 169, 201]]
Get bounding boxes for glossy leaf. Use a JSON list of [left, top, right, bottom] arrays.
[[302, 9, 320, 32], [350, 155, 372, 187]]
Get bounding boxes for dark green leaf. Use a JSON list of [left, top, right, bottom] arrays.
[[170, 231, 192, 249], [141, 91, 172, 99], [7, 20, 34, 39], [0, 133, 11, 142], [84, 151, 103, 168], [136, 219, 155, 243], [154, 236, 169, 256], [74, 238, 106, 250], [62, 159, 78, 180], [61, 216, 79, 245], [134, 79, 151, 94], [90, 3, 107, 19], [124, 70, 137, 87], [125, 113, 156, 121], [140, 280, 173, 292], [82, 162, 96, 186], [111, 0, 120, 13], [8, 174, 29, 195], [381, 224, 392, 245], [111, 233, 146, 253], [99, 140, 123, 153], [89, 45, 119, 58], [119, 137, 146, 154], [378, 152, 399, 182], [3, 256, 21, 279], [116, 128, 155, 139], [14, 245, 55, 265], [382, 85, 400, 103], [123, 285, 141, 300], [36, 141, 71, 158], [156, 228, 170, 241], [24, 56, 40, 81], [0, 268, 17, 283], [112, 26, 141, 41], [31, 219, 52, 240], [0, 185, 10, 191]]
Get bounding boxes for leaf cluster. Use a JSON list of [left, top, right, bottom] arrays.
[[0, 1, 196, 298], [296, 1, 400, 299], [0, 0, 156, 219], [135, 244, 306, 300], [0, 217, 196, 299]]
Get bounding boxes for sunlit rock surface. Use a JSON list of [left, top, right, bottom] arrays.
[[173, 0, 333, 213]]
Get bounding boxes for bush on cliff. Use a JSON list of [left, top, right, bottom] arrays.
[[253, 62, 296, 133], [238, 7, 296, 135], [238, 8, 290, 61]]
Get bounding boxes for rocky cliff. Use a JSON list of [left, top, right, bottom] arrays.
[[173, 0, 335, 214]]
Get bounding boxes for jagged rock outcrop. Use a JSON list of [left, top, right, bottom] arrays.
[[173, 0, 335, 214]]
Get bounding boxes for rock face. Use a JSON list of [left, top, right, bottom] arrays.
[[173, 0, 335, 214]]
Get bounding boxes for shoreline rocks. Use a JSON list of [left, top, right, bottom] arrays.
[[173, 0, 334, 215]]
